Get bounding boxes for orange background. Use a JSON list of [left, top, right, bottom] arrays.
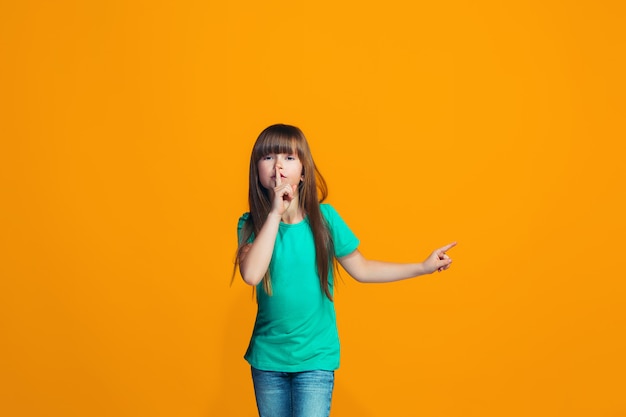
[[1, 1, 625, 416]]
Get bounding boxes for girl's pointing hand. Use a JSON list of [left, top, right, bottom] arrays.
[[423, 242, 457, 274]]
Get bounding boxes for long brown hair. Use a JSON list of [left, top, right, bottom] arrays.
[[235, 124, 336, 300]]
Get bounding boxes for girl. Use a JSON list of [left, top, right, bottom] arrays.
[[235, 124, 456, 417]]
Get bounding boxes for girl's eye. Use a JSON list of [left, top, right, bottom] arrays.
[[262, 155, 273, 160], [287, 155, 296, 160]]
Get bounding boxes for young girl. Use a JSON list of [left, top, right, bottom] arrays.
[[235, 124, 456, 417]]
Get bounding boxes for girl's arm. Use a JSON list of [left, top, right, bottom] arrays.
[[238, 212, 282, 286], [338, 242, 456, 283], [239, 166, 297, 286]]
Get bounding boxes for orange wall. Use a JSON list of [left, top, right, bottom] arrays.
[[1, 1, 625, 416]]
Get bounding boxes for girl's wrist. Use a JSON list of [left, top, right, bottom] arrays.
[[267, 211, 282, 222], [414, 262, 431, 276]]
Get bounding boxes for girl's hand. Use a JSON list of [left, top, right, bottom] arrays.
[[271, 165, 297, 216], [423, 242, 457, 274]]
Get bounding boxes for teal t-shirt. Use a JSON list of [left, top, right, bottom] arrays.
[[237, 204, 359, 372]]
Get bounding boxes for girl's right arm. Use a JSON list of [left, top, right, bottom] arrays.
[[239, 165, 297, 286], [238, 212, 282, 286]]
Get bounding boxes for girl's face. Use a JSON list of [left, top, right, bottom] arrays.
[[257, 152, 303, 192]]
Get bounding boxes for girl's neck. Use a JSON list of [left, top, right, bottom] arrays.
[[281, 203, 304, 224]]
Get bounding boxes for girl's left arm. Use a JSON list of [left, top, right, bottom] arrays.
[[338, 242, 457, 283]]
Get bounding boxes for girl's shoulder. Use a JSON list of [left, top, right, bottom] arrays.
[[320, 203, 336, 216], [320, 203, 342, 221], [237, 212, 250, 229]]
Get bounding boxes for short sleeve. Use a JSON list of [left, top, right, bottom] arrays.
[[320, 204, 359, 258], [237, 213, 253, 244]]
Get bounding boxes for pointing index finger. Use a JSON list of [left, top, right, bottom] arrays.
[[439, 242, 457, 253]]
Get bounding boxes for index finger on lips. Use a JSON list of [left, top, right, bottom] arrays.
[[275, 165, 282, 187]]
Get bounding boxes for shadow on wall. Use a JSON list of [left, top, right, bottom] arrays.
[[208, 287, 257, 416], [332, 379, 375, 417]]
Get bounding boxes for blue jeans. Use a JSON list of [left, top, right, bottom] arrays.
[[251, 367, 335, 417]]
